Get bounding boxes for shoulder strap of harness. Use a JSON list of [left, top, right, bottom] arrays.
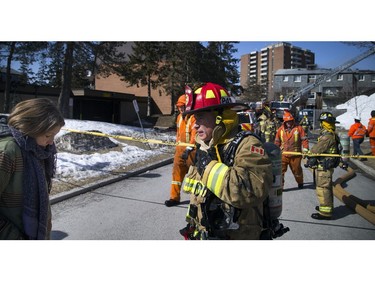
[[223, 130, 263, 166]]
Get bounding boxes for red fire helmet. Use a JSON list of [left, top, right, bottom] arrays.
[[184, 82, 248, 114]]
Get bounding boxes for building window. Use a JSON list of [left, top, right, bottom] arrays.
[[358, 74, 365, 81], [372, 75, 375, 82], [283, 76, 288, 82], [337, 74, 343, 81], [308, 75, 316, 83], [294, 75, 301, 82]]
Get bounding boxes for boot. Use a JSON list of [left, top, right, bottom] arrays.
[[311, 213, 331, 220], [164, 199, 180, 207]]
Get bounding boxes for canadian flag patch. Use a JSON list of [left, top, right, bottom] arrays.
[[250, 145, 264, 155]]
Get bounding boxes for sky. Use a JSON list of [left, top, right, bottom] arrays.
[[233, 41, 375, 70]]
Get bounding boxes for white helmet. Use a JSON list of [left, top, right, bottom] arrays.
[[354, 116, 361, 121]]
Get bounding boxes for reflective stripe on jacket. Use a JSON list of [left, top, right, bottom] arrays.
[[182, 127, 272, 240]]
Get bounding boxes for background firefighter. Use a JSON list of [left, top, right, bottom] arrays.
[[165, 94, 196, 207], [274, 111, 309, 189], [367, 110, 375, 156], [258, 105, 278, 142], [306, 112, 342, 220], [348, 116, 367, 157], [179, 82, 273, 240], [299, 114, 311, 135]]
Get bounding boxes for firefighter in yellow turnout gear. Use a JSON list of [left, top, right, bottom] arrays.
[[179, 83, 273, 240], [306, 112, 341, 220], [299, 114, 311, 135], [258, 106, 278, 142]]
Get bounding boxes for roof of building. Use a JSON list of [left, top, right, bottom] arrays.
[[274, 68, 375, 75]]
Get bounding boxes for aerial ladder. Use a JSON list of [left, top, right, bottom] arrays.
[[287, 45, 375, 106]]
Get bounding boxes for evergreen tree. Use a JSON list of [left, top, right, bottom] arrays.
[[161, 42, 206, 112], [0, 41, 47, 112], [119, 42, 166, 116], [203, 42, 239, 90], [34, 42, 127, 116], [36, 42, 65, 87]]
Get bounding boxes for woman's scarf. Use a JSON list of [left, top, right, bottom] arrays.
[[9, 126, 56, 240]]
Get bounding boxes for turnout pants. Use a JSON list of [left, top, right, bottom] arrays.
[[314, 168, 334, 217]]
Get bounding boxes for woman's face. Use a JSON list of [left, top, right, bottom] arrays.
[[35, 126, 62, 148], [193, 111, 216, 143]]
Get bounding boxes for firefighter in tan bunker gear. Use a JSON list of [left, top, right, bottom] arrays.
[[165, 94, 197, 207], [274, 111, 309, 189], [258, 106, 278, 142], [299, 114, 311, 135], [179, 83, 273, 240], [307, 112, 341, 220]]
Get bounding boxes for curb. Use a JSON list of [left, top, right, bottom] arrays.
[[349, 158, 375, 179], [50, 157, 173, 205]]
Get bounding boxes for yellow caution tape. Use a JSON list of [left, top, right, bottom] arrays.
[[62, 128, 195, 147], [61, 128, 375, 159], [283, 151, 375, 159]]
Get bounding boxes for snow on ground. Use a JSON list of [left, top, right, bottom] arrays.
[[336, 93, 375, 130], [55, 119, 175, 181]]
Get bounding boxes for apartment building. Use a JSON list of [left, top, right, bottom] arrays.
[[273, 68, 375, 107], [240, 42, 315, 100]]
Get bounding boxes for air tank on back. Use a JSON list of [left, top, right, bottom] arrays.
[[339, 132, 350, 162], [263, 142, 282, 219]]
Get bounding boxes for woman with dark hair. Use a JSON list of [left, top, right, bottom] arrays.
[[0, 98, 65, 239]]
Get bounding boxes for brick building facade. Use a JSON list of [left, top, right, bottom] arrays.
[[240, 42, 315, 100]]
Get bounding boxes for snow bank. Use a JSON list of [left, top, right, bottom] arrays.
[[336, 93, 375, 130]]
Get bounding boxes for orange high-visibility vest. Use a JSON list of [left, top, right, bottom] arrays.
[[275, 124, 308, 152]]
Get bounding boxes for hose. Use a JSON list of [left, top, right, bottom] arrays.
[[333, 167, 375, 225]]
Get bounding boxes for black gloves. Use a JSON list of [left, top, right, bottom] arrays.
[[305, 157, 318, 169], [181, 146, 193, 160], [196, 148, 218, 176]]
